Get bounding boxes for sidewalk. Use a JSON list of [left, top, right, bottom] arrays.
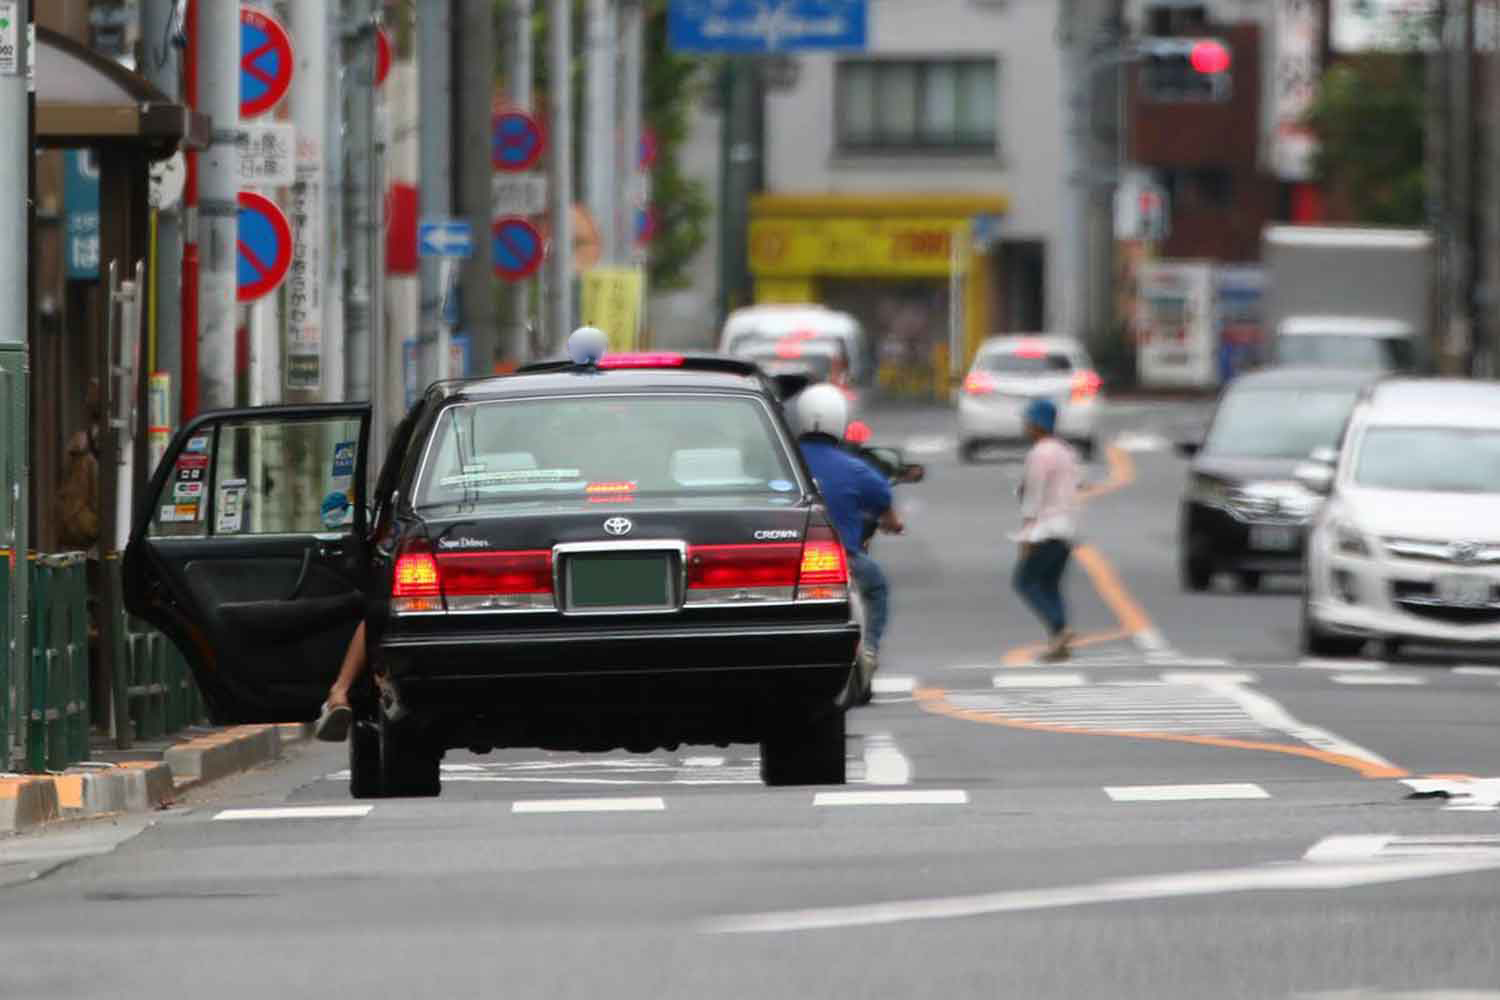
[[0, 722, 313, 835]]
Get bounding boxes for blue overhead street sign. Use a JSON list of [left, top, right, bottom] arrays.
[[668, 1, 867, 53], [419, 219, 474, 259]]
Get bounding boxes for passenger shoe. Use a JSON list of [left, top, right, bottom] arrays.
[[1038, 631, 1073, 663], [314, 702, 353, 743]]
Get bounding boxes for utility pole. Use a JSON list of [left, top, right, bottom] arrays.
[[324, 1, 346, 400], [197, 0, 240, 409], [141, 0, 183, 414], [291, 0, 332, 403], [717, 60, 759, 321], [417, 0, 453, 389], [0, 0, 30, 766], [457, 0, 499, 374], [1451, 0, 1477, 374], [618, 0, 644, 266], [585, 0, 617, 264], [505, 0, 534, 361], [545, 0, 574, 347], [1086, 1, 1126, 358], [343, 0, 383, 445]]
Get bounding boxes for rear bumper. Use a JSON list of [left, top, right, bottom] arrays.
[[957, 396, 1097, 444]]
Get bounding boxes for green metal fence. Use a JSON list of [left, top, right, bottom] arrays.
[[125, 620, 206, 742]]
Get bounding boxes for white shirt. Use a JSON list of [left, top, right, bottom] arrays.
[[1016, 437, 1080, 543]]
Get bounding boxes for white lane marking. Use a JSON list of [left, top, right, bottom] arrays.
[[704, 852, 1500, 934], [814, 790, 968, 807], [682, 755, 726, 768], [1454, 665, 1500, 677], [1104, 783, 1270, 802], [511, 796, 666, 814], [992, 672, 1086, 688], [904, 435, 956, 456], [1133, 628, 1173, 655], [1112, 431, 1169, 454], [1158, 671, 1259, 686], [1298, 658, 1387, 671], [212, 806, 373, 821], [1302, 835, 1395, 862], [1308, 833, 1500, 860], [1211, 680, 1402, 771], [860, 732, 913, 786], [1403, 777, 1500, 812], [1332, 673, 1425, 686], [871, 675, 916, 695]]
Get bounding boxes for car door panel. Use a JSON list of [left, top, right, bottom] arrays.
[[124, 404, 372, 724]]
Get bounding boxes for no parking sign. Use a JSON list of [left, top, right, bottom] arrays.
[[237, 191, 293, 302], [240, 8, 294, 119]]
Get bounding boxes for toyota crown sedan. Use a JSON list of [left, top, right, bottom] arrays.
[[122, 353, 862, 797]]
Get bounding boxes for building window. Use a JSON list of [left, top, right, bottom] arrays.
[[837, 58, 998, 154], [1161, 167, 1233, 212]]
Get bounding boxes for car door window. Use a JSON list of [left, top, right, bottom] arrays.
[[150, 415, 363, 538]]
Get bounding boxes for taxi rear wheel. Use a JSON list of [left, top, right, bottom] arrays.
[[348, 717, 383, 799], [379, 718, 442, 798], [760, 711, 847, 786]]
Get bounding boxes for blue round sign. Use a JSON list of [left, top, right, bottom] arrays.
[[237, 191, 293, 302], [492, 217, 545, 282], [492, 111, 546, 172], [240, 10, 294, 119]]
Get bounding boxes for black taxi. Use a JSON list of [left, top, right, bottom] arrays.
[[122, 350, 861, 797]]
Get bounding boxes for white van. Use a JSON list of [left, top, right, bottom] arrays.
[[718, 304, 870, 385]]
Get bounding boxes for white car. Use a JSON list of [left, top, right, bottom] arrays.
[[956, 335, 1102, 462], [718, 304, 870, 385], [1300, 378, 1500, 659]]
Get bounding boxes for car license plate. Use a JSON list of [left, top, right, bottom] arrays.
[[1249, 525, 1297, 551], [1433, 574, 1493, 608], [566, 553, 674, 611]]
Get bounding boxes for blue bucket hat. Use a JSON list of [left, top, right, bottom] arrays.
[[1024, 397, 1057, 434]]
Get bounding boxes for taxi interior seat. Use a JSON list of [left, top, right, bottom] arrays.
[[671, 447, 758, 488]]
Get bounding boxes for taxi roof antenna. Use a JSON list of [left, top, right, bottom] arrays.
[[566, 326, 609, 370]]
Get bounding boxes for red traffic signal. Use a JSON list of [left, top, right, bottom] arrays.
[[1189, 39, 1231, 75]]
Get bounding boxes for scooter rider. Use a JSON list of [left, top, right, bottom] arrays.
[[795, 384, 904, 672]]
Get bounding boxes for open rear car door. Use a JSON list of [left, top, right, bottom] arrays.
[[123, 404, 372, 723]]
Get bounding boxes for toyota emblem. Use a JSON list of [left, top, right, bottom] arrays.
[[1451, 540, 1481, 564], [603, 517, 634, 537]]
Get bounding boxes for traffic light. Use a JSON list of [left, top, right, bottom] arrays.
[[1141, 38, 1232, 103]]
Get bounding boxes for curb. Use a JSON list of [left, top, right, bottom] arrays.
[[1, 723, 314, 836]]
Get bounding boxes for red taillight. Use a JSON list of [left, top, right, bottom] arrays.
[[775, 339, 805, 360], [1071, 370, 1103, 402], [1014, 340, 1046, 359], [598, 352, 684, 369], [586, 481, 637, 495], [393, 545, 440, 598], [963, 372, 997, 395], [797, 522, 849, 601], [438, 550, 553, 596], [687, 544, 801, 590]]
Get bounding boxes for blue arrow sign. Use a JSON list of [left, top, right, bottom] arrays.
[[668, 1, 867, 53], [419, 219, 474, 259]]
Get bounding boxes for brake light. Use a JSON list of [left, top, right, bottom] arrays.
[[586, 481, 637, 495], [775, 339, 804, 360], [392, 541, 556, 614], [963, 372, 997, 395], [598, 353, 684, 369], [394, 547, 440, 598], [687, 544, 800, 594], [1015, 340, 1046, 359], [797, 522, 849, 602], [1071, 370, 1103, 402]]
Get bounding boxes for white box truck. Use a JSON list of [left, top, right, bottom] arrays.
[[1262, 226, 1435, 372]]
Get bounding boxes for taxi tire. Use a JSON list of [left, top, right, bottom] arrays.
[[379, 718, 442, 798], [760, 711, 847, 786], [348, 718, 384, 799]]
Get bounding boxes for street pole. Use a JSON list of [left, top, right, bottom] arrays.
[[196, 0, 240, 409], [324, 1, 346, 400], [585, 0, 617, 264], [545, 0, 574, 348], [619, 0, 644, 267], [141, 0, 183, 418], [1056, 0, 1089, 344], [343, 0, 379, 436], [417, 0, 453, 389], [506, 0, 534, 361], [291, 0, 331, 404], [1086, 2, 1125, 360], [0, 0, 30, 766], [457, 0, 499, 374]]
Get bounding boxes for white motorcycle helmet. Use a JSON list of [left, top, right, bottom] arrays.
[[796, 383, 850, 439]]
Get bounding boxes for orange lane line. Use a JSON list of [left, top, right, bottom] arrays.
[[1002, 628, 1130, 667], [1072, 544, 1154, 637], [914, 687, 1411, 780], [1078, 442, 1136, 501]]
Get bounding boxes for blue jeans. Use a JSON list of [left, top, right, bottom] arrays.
[[1013, 539, 1072, 637], [848, 550, 890, 653]]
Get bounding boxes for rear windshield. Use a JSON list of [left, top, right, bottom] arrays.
[[1275, 334, 1414, 371], [416, 394, 800, 508], [979, 351, 1074, 374]]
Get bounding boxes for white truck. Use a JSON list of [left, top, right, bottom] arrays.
[[1262, 225, 1435, 372]]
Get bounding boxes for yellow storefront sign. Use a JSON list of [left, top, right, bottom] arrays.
[[749, 217, 971, 279], [579, 268, 644, 352]]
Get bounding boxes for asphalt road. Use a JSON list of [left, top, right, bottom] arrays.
[[6, 400, 1500, 999]]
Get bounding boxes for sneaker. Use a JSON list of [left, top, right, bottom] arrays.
[[1038, 633, 1072, 663]]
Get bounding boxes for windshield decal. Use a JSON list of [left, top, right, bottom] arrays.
[[440, 468, 584, 488]]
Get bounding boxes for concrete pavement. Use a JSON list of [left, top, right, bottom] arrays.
[[3, 400, 1500, 999]]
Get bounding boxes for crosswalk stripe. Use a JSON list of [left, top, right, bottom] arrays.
[[1104, 783, 1270, 802], [512, 796, 666, 814], [992, 672, 1086, 688], [814, 790, 968, 807], [1332, 673, 1426, 686], [212, 806, 373, 821]]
